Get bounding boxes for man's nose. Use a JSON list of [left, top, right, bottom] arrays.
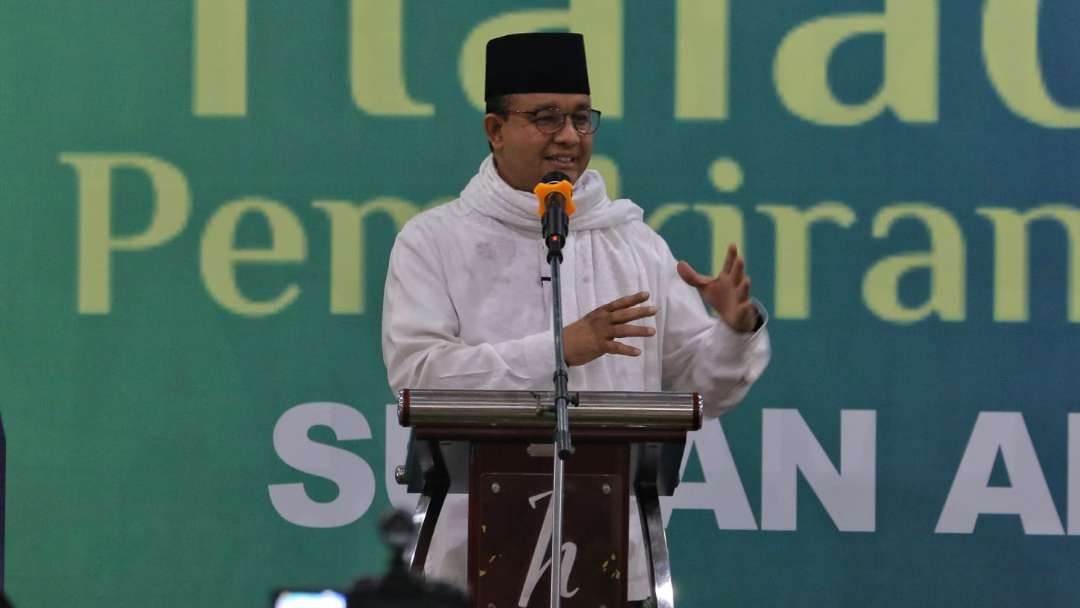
[[552, 116, 581, 144]]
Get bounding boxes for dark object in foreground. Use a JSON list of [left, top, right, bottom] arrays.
[[345, 510, 469, 608]]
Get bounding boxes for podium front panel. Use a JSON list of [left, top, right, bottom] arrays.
[[469, 442, 630, 608]]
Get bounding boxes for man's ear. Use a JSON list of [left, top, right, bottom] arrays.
[[483, 114, 504, 151]]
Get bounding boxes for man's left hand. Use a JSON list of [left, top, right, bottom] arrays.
[[677, 243, 760, 333]]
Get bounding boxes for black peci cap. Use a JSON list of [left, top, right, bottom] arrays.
[[485, 32, 590, 101]]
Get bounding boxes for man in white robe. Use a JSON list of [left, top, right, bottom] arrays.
[[381, 32, 770, 603]]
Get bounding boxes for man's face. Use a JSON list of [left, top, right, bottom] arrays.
[[484, 93, 594, 192]]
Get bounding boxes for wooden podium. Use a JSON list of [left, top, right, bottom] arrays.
[[395, 389, 702, 608]]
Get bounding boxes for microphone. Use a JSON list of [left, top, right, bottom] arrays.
[[533, 172, 575, 261]]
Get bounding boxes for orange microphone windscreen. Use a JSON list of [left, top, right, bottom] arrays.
[[533, 179, 576, 217]]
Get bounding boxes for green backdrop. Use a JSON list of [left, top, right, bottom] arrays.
[[3, 1, 1079, 606]]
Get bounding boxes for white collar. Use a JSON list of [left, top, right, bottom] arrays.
[[459, 155, 643, 232]]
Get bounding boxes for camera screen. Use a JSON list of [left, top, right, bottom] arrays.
[[273, 589, 346, 608]]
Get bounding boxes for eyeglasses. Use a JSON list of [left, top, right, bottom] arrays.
[[502, 107, 602, 135]]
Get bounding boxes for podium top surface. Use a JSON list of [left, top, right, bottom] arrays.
[[398, 389, 702, 432]]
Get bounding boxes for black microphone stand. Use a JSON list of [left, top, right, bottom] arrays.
[[539, 173, 574, 608]]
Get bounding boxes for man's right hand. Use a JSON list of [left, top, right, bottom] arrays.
[[563, 292, 657, 366]]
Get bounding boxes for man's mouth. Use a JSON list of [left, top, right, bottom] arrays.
[[545, 155, 577, 165]]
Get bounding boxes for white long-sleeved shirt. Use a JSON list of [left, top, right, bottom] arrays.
[[381, 156, 770, 599]]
